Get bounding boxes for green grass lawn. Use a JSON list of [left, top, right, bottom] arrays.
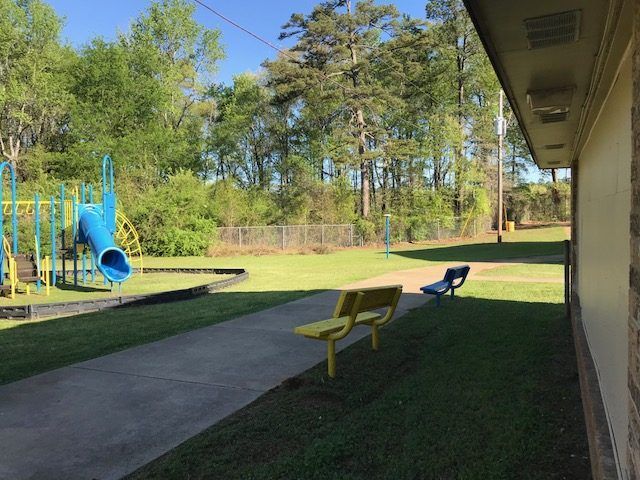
[[477, 263, 564, 279], [142, 226, 569, 292], [0, 226, 568, 385], [128, 280, 589, 480]]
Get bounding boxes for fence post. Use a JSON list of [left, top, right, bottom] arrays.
[[321, 225, 325, 246], [436, 219, 440, 240], [350, 224, 353, 247], [282, 225, 285, 250], [238, 227, 242, 247]]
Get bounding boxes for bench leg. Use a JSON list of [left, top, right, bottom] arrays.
[[327, 340, 336, 378], [371, 324, 379, 351], [451, 289, 455, 299], [435, 294, 441, 307]]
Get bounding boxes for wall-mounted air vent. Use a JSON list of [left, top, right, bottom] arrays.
[[540, 112, 569, 124], [544, 144, 565, 150], [524, 10, 581, 50]]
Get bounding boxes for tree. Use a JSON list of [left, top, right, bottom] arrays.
[[504, 116, 533, 185], [208, 73, 273, 188], [271, 0, 399, 218], [128, 0, 223, 132], [0, 0, 73, 175], [426, 0, 484, 214], [67, 0, 224, 179]]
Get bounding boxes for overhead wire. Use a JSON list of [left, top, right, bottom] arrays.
[[190, 0, 499, 174]]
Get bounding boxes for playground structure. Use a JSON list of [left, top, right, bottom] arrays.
[[0, 155, 142, 299]]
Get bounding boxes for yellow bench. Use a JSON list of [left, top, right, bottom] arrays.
[[294, 285, 402, 378]]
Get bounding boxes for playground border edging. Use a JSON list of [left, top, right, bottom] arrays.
[[0, 268, 248, 320]]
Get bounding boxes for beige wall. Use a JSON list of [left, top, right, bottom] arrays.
[[577, 50, 632, 473]]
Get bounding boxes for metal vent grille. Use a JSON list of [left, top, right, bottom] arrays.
[[524, 10, 581, 49], [540, 112, 569, 124], [544, 143, 565, 150]]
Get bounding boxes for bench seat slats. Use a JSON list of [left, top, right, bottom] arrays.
[[420, 280, 449, 294], [294, 311, 382, 338]]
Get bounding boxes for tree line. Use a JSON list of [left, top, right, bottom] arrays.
[[1, 0, 554, 255]]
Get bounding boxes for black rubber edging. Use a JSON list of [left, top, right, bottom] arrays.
[[0, 267, 248, 320]]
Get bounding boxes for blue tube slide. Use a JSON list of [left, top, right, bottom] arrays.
[[78, 207, 132, 283]]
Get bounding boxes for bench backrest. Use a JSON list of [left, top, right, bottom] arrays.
[[443, 265, 470, 288], [333, 285, 403, 318]]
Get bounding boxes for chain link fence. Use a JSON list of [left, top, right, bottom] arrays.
[[217, 224, 356, 249], [217, 216, 492, 250], [384, 216, 493, 243]]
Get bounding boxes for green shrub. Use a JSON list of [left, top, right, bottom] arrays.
[[355, 218, 377, 243], [127, 171, 217, 256]]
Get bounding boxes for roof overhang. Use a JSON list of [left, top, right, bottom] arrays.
[[463, 0, 633, 169]]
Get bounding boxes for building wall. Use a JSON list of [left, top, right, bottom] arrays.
[[577, 50, 632, 473], [628, 3, 640, 477]]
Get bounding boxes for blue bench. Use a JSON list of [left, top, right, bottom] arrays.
[[420, 265, 470, 306]]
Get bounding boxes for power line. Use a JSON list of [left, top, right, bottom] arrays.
[[191, 0, 294, 62], [191, 0, 359, 97], [190, 0, 494, 154]]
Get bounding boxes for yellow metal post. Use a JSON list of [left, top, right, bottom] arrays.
[[45, 256, 50, 296], [327, 340, 336, 378], [26, 283, 30, 296], [371, 324, 379, 351], [10, 258, 15, 299]]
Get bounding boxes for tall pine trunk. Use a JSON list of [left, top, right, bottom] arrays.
[[347, 0, 370, 218]]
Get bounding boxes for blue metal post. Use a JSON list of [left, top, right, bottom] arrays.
[[102, 155, 114, 286], [0, 174, 3, 284], [0, 163, 18, 255], [0, 163, 18, 254], [0, 163, 18, 287], [385, 214, 391, 259], [88, 184, 95, 282], [81, 183, 86, 285], [102, 155, 114, 214], [35, 193, 41, 291], [50, 195, 56, 285], [60, 185, 66, 284], [0, 164, 16, 284], [72, 195, 77, 286], [0, 168, 3, 254]]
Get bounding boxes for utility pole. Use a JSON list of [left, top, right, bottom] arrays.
[[496, 90, 505, 244]]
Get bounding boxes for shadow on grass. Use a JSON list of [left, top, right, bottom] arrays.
[[56, 281, 110, 293], [0, 289, 322, 385], [391, 240, 564, 263], [127, 288, 590, 480], [0, 280, 589, 479]]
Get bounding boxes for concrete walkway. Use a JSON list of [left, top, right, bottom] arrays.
[[0, 258, 561, 480]]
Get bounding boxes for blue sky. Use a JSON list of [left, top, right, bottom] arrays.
[[48, 0, 426, 85]]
